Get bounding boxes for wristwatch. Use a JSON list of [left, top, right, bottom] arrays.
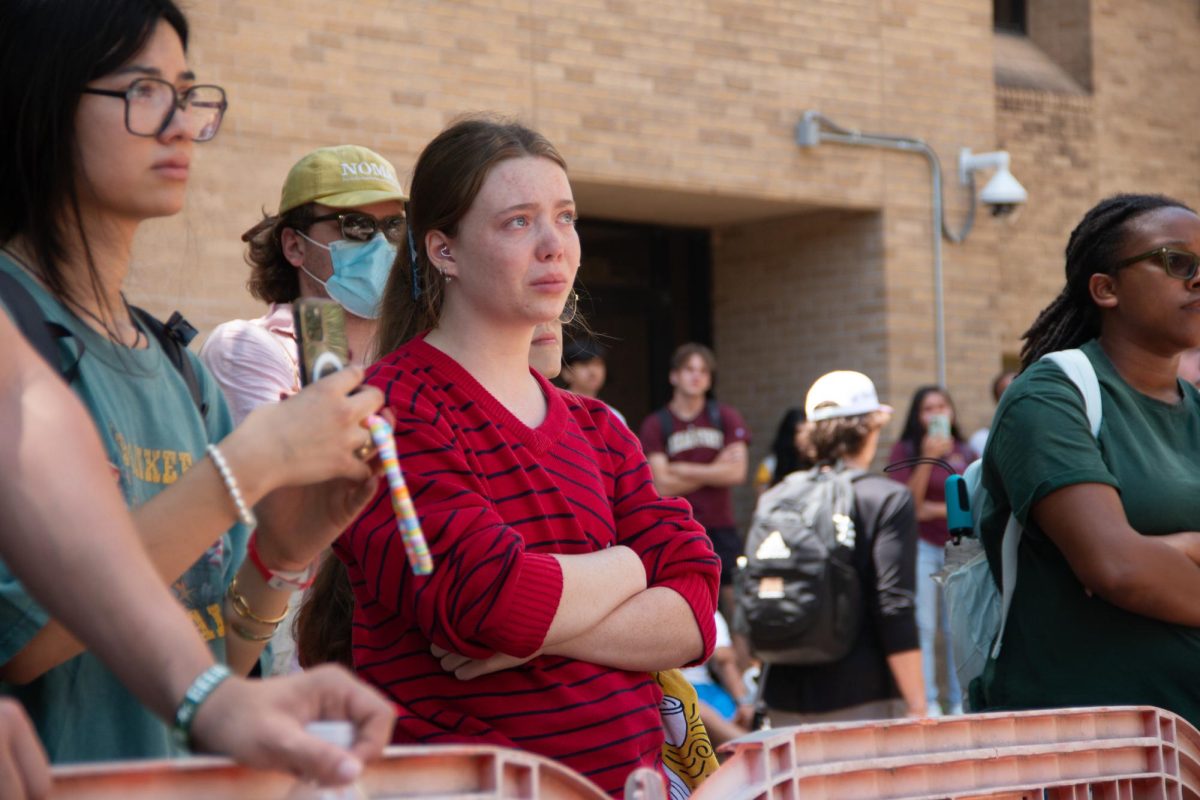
[[171, 664, 233, 750]]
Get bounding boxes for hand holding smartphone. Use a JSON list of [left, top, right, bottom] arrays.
[[294, 299, 350, 385], [293, 301, 433, 574], [928, 413, 952, 439]]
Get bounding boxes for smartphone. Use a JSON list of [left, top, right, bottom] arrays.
[[294, 298, 350, 385], [928, 413, 952, 439]]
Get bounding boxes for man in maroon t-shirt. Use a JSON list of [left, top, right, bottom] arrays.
[[639, 343, 750, 615]]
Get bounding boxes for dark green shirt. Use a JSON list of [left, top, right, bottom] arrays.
[[976, 339, 1200, 724]]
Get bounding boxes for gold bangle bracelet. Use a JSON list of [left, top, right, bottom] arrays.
[[226, 576, 288, 626], [228, 619, 275, 642]]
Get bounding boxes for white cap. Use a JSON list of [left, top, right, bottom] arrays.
[[805, 370, 893, 421]]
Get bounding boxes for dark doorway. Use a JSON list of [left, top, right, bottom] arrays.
[[571, 219, 713, 428]]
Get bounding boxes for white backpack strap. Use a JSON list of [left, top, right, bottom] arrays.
[[1042, 349, 1102, 437], [991, 514, 1022, 659], [992, 348, 1102, 660]]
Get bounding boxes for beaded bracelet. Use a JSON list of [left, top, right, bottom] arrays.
[[226, 576, 288, 626], [171, 663, 233, 750], [206, 444, 256, 528]]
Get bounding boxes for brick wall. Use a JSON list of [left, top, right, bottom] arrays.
[[1091, 0, 1200, 201], [712, 210, 886, 521], [993, 89, 1095, 362], [1027, 0, 1092, 90], [131, 0, 996, 326], [120, 0, 1200, 527]]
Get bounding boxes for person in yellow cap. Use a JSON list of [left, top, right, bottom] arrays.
[[201, 145, 406, 675], [201, 144, 408, 425]]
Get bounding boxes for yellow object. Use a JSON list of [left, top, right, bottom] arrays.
[[226, 576, 287, 626], [655, 669, 719, 795], [754, 458, 773, 492], [279, 145, 407, 213], [228, 619, 275, 642]]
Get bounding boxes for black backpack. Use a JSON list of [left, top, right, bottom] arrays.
[[0, 269, 206, 419], [655, 399, 723, 444], [735, 465, 865, 665]]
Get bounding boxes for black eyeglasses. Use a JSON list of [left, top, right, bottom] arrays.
[[1114, 246, 1200, 282], [309, 211, 407, 244], [82, 77, 227, 142]]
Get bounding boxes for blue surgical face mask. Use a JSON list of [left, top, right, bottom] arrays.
[[297, 231, 396, 319]]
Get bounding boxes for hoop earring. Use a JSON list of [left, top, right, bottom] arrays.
[[558, 289, 579, 325]]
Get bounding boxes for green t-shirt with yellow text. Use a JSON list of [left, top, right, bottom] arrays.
[[0, 254, 246, 762]]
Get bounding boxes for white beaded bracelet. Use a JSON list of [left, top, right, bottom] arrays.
[[206, 444, 257, 528]]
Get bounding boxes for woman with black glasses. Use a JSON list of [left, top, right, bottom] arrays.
[[974, 193, 1200, 726], [0, 0, 391, 766]]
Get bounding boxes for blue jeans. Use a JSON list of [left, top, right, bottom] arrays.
[[916, 538, 962, 711]]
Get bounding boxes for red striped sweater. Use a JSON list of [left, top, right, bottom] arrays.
[[335, 336, 720, 796]]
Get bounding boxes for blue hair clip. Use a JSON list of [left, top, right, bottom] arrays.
[[406, 224, 422, 301]]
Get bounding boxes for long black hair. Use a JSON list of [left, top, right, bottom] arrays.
[[0, 0, 189, 321], [1020, 193, 1195, 368], [899, 385, 964, 452], [768, 407, 812, 485]]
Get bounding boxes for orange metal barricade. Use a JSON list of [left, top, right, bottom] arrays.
[[48, 706, 1200, 798], [693, 706, 1200, 800], [50, 744, 667, 800]]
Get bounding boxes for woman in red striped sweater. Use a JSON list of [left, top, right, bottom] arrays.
[[313, 118, 721, 796]]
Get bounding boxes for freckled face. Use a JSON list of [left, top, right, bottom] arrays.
[[440, 156, 580, 328]]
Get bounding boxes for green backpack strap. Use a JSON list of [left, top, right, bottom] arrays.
[[0, 269, 83, 382]]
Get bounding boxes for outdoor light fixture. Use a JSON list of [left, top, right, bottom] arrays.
[[795, 110, 1028, 386]]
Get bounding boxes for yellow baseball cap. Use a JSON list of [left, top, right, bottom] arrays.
[[278, 144, 407, 213]]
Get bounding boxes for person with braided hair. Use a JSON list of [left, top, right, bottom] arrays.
[[973, 193, 1200, 725]]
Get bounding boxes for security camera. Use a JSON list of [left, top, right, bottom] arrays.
[[960, 148, 1028, 217], [980, 170, 1028, 217]]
